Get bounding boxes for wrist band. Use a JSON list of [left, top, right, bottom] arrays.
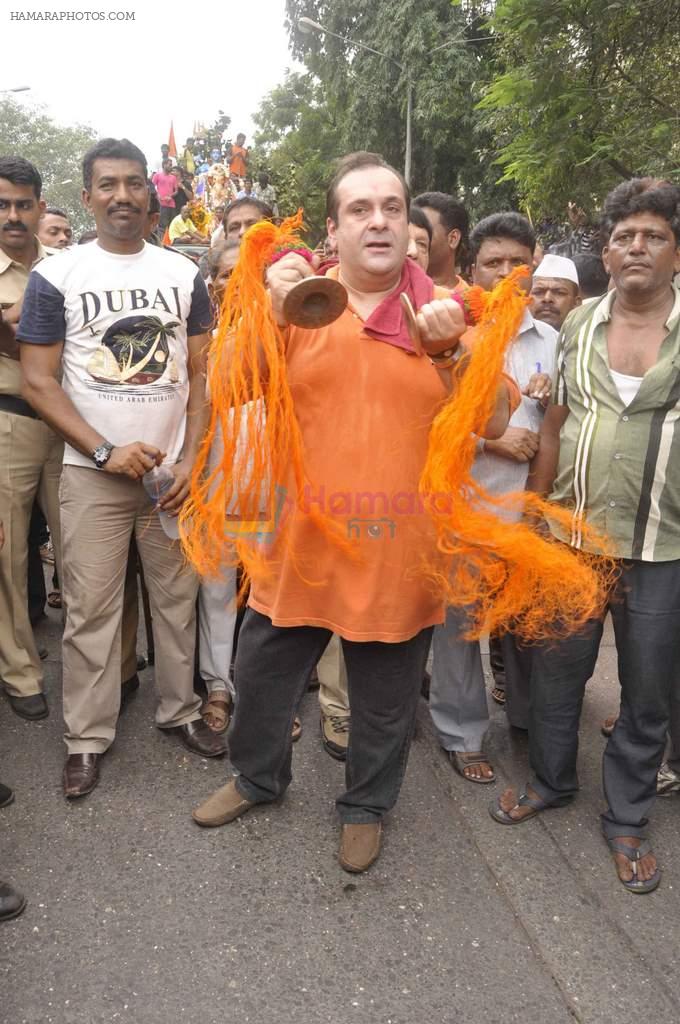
[[428, 352, 458, 372], [269, 244, 315, 266], [429, 346, 458, 362], [429, 347, 462, 370]]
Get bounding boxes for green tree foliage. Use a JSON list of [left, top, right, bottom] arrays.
[[252, 71, 349, 234], [0, 99, 98, 238], [254, 0, 518, 237], [255, 0, 680, 235], [480, 0, 680, 217]]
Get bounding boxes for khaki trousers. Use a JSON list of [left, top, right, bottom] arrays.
[[59, 466, 201, 754], [0, 410, 63, 696], [317, 633, 349, 717]]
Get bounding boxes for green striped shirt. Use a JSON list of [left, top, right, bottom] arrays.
[[549, 285, 680, 561]]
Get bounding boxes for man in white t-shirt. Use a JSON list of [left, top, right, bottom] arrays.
[[18, 138, 226, 799]]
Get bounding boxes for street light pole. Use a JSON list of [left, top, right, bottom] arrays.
[[298, 17, 414, 183], [297, 19, 475, 188], [404, 81, 413, 186]]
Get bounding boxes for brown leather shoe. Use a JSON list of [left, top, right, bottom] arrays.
[[338, 822, 383, 873], [63, 753, 101, 799], [171, 719, 227, 758], [192, 779, 255, 827]]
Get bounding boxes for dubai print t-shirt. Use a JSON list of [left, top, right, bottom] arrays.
[[17, 241, 212, 468]]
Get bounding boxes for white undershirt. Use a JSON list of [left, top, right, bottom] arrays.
[[609, 367, 644, 406]]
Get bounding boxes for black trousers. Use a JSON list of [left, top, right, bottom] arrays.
[[159, 205, 175, 231], [489, 633, 530, 729], [27, 502, 47, 624], [528, 558, 680, 839], [229, 609, 433, 823]]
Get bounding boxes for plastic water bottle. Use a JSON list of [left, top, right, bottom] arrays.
[[143, 465, 180, 540]]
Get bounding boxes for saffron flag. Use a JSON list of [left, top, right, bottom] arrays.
[[168, 121, 177, 159]]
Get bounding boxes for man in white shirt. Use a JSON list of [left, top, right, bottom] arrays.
[[429, 213, 559, 781], [482, 253, 582, 721], [18, 138, 226, 799]]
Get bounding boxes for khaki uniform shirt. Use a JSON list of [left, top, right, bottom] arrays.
[[0, 237, 51, 396]]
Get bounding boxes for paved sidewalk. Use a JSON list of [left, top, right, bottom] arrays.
[[2, 611, 679, 1024]]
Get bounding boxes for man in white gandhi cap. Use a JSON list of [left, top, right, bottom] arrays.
[[530, 253, 581, 330]]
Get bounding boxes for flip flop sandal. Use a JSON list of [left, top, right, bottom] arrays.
[[47, 590, 62, 609], [291, 716, 302, 743], [607, 838, 661, 894], [200, 695, 232, 735], [489, 790, 552, 824], [450, 751, 496, 785], [491, 687, 506, 706]]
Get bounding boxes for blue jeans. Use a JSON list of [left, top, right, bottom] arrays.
[[229, 609, 433, 823]]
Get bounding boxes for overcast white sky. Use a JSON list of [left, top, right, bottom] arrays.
[[3, 0, 297, 166]]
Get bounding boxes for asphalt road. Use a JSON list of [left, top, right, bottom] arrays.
[[3, 609, 679, 1024]]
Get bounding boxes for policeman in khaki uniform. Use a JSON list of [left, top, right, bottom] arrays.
[[0, 156, 62, 720]]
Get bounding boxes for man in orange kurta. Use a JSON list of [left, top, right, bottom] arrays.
[[227, 133, 249, 179], [192, 152, 518, 873]]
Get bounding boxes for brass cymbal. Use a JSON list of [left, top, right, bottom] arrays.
[[399, 292, 423, 355], [282, 276, 348, 329]]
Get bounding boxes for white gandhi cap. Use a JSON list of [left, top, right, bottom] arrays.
[[534, 254, 579, 286]]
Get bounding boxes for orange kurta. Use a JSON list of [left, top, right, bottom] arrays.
[[249, 304, 450, 642], [229, 145, 248, 178]]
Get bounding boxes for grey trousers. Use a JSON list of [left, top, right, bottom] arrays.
[[527, 558, 680, 840], [199, 566, 238, 698], [430, 606, 489, 752]]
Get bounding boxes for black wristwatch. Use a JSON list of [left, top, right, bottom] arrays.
[[92, 441, 114, 469]]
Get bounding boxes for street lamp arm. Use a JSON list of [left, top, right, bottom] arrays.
[[427, 34, 494, 56], [298, 17, 404, 72]]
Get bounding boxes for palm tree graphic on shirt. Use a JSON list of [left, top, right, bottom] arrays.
[[87, 315, 181, 385]]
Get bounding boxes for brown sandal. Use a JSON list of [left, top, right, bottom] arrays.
[[201, 693, 232, 735], [449, 750, 496, 784], [47, 590, 62, 609]]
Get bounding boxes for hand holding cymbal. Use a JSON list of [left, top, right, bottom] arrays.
[[268, 244, 347, 330], [400, 293, 468, 360]]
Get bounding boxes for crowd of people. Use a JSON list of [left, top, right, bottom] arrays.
[[1, 132, 679, 924], [149, 133, 278, 244]]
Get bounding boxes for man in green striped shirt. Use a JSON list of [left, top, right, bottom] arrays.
[[491, 178, 680, 895]]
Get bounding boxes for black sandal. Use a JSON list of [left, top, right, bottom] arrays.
[[607, 838, 661, 894], [489, 790, 552, 825]]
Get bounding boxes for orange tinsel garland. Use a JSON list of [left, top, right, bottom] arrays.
[[419, 267, 615, 641], [179, 210, 344, 586]]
